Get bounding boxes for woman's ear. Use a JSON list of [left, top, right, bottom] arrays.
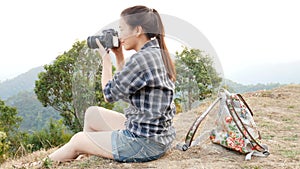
[[135, 26, 143, 37]]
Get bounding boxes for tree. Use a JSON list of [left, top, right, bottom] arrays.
[[0, 131, 9, 163], [0, 99, 22, 162], [25, 119, 72, 152], [175, 47, 222, 111], [35, 41, 113, 133], [0, 100, 22, 137], [5, 91, 61, 131]]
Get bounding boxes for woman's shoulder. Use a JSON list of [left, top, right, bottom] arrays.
[[133, 49, 163, 69]]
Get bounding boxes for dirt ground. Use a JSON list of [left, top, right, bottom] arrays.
[[2, 85, 300, 169]]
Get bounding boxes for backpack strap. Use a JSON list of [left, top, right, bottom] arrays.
[[227, 96, 270, 158], [237, 94, 262, 139], [237, 94, 253, 116], [245, 144, 270, 160], [176, 97, 221, 151]]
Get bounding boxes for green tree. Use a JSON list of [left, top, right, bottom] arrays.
[[0, 100, 22, 138], [175, 47, 222, 111], [25, 119, 72, 151], [0, 131, 9, 163], [35, 41, 113, 133], [0, 99, 22, 162], [5, 91, 61, 131]]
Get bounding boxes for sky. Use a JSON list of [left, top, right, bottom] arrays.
[[1, 0, 300, 84]]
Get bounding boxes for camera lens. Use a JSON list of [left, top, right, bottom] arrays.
[[87, 36, 101, 49], [87, 28, 119, 49]]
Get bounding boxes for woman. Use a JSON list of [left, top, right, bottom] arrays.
[[49, 5, 176, 163]]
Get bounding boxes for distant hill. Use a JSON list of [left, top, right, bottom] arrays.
[[0, 66, 61, 131], [5, 91, 61, 131], [0, 66, 44, 100], [224, 79, 283, 93]]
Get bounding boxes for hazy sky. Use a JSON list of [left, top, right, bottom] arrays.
[[1, 0, 300, 84]]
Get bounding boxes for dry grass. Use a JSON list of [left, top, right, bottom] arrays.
[[1, 84, 300, 169]]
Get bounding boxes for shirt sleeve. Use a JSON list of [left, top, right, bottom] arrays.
[[103, 56, 147, 103]]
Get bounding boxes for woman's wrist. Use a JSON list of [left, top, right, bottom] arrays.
[[114, 53, 125, 71], [116, 59, 125, 71], [100, 50, 109, 59]]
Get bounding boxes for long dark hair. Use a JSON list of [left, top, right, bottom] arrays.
[[121, 5, 176, 81]]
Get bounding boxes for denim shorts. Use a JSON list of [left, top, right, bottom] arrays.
[[111, 129, 169, 162]]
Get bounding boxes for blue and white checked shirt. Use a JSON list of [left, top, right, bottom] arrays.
[[103, 39, 176, 145]]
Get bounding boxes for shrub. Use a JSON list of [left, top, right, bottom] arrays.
[[0, 131, 9, 163], [26, 119, 72, 151]]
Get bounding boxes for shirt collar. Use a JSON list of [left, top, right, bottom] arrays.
[[141, 39, 160, 50]]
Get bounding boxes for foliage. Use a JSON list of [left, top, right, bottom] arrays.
[[174, 98, 182, 114], [0, 100, 22, 135], [35, 41, 113, 133], [0, 119, 72, 161], [0, 131, 9, 163], [5, 91, 61, 131], [25, 119, 72, 151], [0, 99, 23, 162], [112, 101, 129, 113], [175, 47, 222, 111]]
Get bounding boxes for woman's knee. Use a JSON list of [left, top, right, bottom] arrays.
[[85, 106, 103, 120], [68, 132, 89, 152], [61, 132, 85, 155], [85, 106, 98, 116], [69, 132, 85, 144]]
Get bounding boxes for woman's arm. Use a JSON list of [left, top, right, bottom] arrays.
[[112, 46, 125, 71], [96, 39, 113, 102], [101, 52, 112, 90]]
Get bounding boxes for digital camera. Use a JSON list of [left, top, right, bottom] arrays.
[[87, 29, 119, 49]]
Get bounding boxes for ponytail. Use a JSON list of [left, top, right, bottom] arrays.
[[152, 9, 176, 82]]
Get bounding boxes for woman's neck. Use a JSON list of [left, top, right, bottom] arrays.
[[134, 36, 150, 51]]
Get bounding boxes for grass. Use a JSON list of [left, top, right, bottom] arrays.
[[242, 166, 263, 169], [258, 121, 273, 129], [283, 134, 298, 141], [262, 134, 275, 140], [260, 91, 273, 97], [287, 105, 295, 109], [281, 117, 292, 122], [280, 149, 299, 159]]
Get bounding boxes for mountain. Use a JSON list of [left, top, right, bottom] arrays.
[[5, 91, 61, 131], [224, 79, 282, 93], [0, 66, 61, 131], [0, 66, 44, 100]]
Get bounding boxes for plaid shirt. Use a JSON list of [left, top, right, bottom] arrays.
[[103, 39, 176, 145]]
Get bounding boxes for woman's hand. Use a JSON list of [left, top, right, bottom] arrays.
[[95, 38, 109, 59], [111, 45, 125, 71], [96, 38, 124, 71], [111, 45, 123, 59]]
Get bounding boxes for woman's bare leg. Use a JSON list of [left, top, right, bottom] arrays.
[[84, 106, 126, 132], [49, 131, 113, 162], [49, 106, 126, 162]]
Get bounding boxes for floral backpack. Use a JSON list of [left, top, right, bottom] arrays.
[[176, 89, 270, 160]]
